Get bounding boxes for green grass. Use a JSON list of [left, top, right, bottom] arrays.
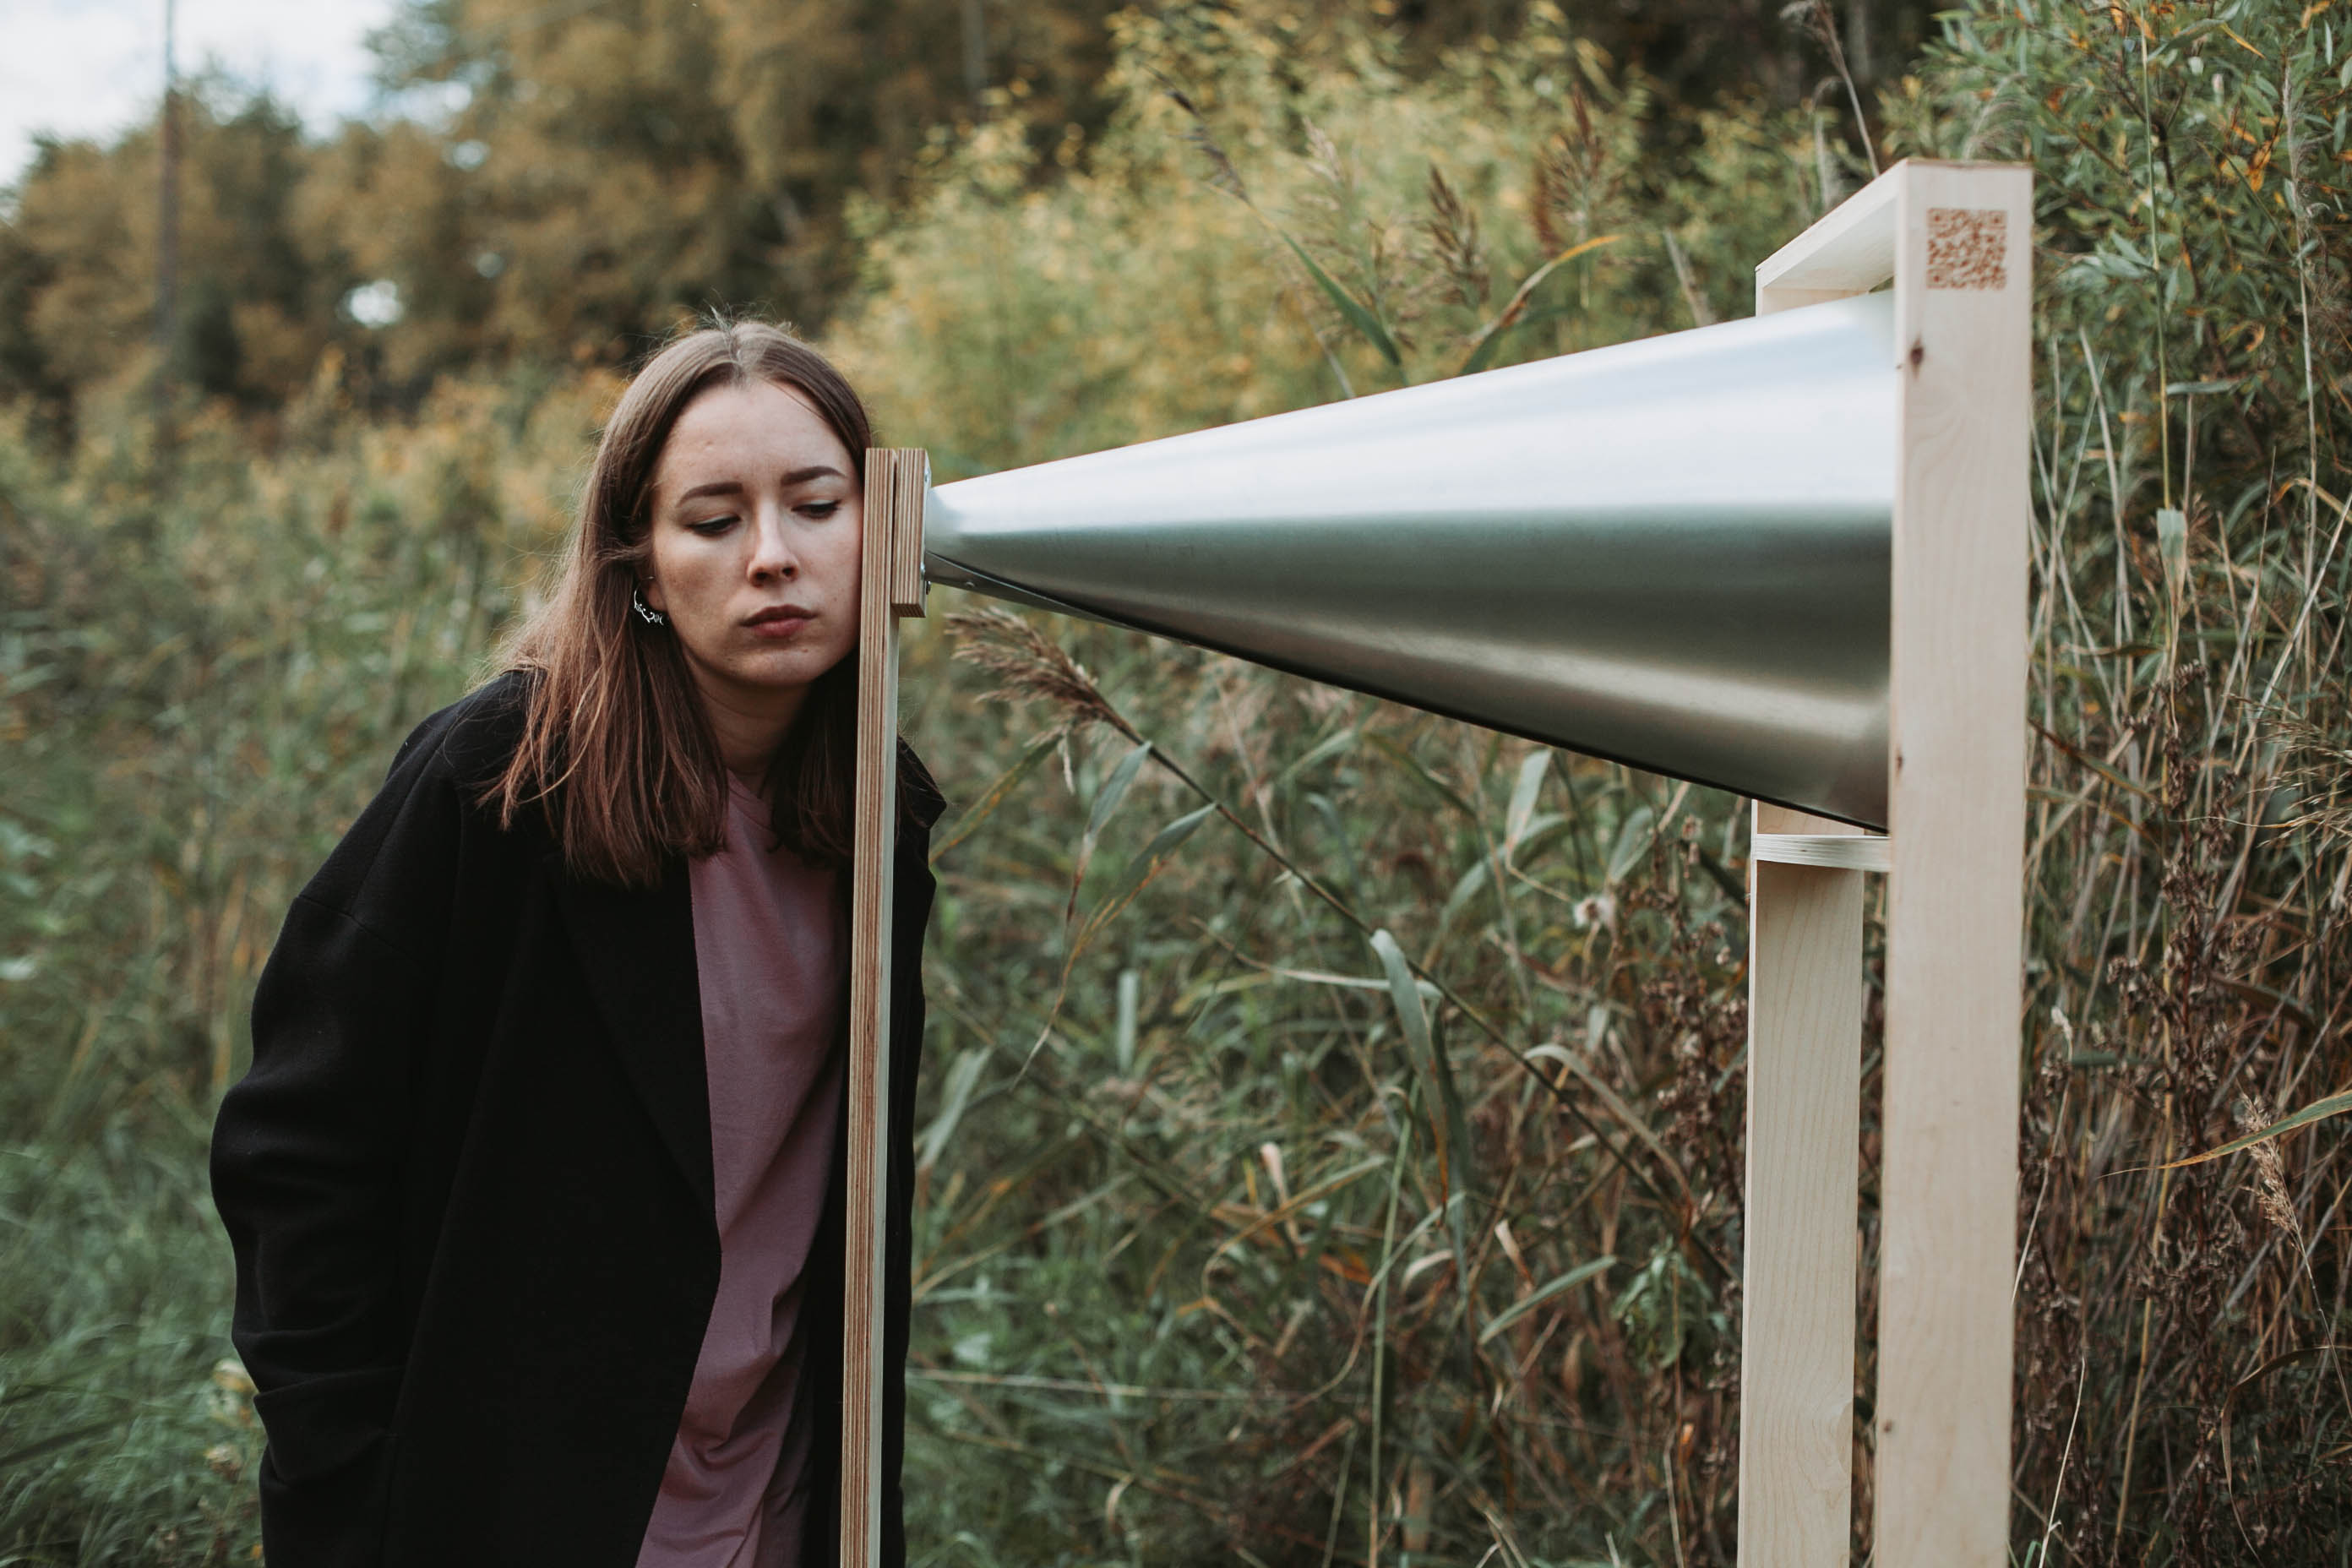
[[0, 1139, 258, 1565]]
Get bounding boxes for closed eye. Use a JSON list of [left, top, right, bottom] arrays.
[[798, 500, 842, 520], [687, 514, 738, 535]]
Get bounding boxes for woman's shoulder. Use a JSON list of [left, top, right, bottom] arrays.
[[389, 669, 536, 790], [896, 737, 947, 835], [287, 673, 544, 941]]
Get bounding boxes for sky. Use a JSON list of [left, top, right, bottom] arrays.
[[0, 0, 400, 188]]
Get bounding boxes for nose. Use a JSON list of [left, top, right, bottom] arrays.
[[746, 504, 798, 584]]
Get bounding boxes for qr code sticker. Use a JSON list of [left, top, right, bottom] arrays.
[[1926, 207, 2007, 290]]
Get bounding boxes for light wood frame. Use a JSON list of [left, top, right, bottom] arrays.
[[836, 160, 2031, 1566], [1740, 159, 2032, 1565], [841, 447, 928, 1568]]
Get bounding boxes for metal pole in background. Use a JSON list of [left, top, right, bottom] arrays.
[[960, 0, 987, 116], [155, 0, 180, 482]]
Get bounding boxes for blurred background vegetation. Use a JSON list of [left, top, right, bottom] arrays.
[[3, 0, 2348, 1561]]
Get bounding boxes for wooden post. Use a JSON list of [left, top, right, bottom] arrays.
[[1876, 163, 2032, 1568], [1742, 160, 2031, 1566], [1735, 207, 1884, 1568], [841, 448, 929, 1568], [1739, 803, 1866, 1565]]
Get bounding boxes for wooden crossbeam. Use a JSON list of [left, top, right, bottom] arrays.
[[1752, 834, 1892, 874]]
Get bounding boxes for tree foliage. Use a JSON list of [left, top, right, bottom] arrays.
[[0, 0, 1939, 430]]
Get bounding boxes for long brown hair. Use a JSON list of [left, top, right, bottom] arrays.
[[485, 322, 876, 887]]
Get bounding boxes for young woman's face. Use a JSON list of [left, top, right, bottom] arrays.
[[641, 378, 862, 724]]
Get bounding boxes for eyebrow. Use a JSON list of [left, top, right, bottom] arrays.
[[672, 466, 847, 506]]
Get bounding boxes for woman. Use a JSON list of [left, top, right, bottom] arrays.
[[210, 323, 941, 1568]]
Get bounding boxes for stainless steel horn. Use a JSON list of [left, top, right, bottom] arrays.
[[923, 293, 1896, 829]]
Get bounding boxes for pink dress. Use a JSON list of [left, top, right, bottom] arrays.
[[637, 776, 844, 1568]]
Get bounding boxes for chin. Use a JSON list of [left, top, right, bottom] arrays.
[[728, 648, 844, 693]]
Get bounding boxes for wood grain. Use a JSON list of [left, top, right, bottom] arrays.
[[1752, 833, 1892, 874], [890, 449, 928, 614], [1739, 166, 1901, 1563], [1744, 162, 2030, 1565], [841, 449, 928, 1568], [1755, 172, 1898, 302], [1740, 803, 1866, 1566], [1876, 162, 2032, 1568]]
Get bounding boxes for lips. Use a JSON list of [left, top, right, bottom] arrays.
[[743, 604, 815, 639]]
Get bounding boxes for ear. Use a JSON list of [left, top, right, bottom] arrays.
[[641, 575, 668, 616]]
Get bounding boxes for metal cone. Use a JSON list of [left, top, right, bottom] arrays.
[[925, 295, 1896, 828]]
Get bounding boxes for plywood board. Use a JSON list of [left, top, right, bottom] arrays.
[[841, 449, 927, 1568]]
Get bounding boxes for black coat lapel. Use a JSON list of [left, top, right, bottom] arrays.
[[547, 857, 713, 1217], [538, 749, 935, 1246]]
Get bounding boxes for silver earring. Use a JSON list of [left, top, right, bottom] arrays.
[[631, 585, 667, 627]]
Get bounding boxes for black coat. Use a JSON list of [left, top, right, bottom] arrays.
[[210, 673, 942, 1567]]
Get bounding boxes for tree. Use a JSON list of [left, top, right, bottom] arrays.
[[2, 85, 360, 430]]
